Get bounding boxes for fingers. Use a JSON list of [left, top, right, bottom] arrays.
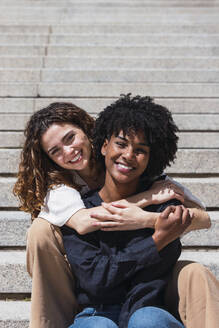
[[102, 200, 128, 209], [90, 212, 119, 222], [160, 205, 176, 219], [181, 206, 192, 226]]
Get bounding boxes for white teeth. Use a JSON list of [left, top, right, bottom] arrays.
[[117, 163, 132, 170], [70, 151, 81, 163]]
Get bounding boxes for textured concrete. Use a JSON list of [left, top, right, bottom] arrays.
[[0, 211, 31, 246], [38, 82, 219, 98], [0, 301, 30, 325], [0, 57, 43, 68], [47, 45, 219, 57], [0, 46, 45, 56], [41, 69, 219, 83], [0, 251, 31, 293], [0, 83, 37, 97], [44, 57, 219, 70]]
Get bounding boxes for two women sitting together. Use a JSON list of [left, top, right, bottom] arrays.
[[14, 94, 218, 328]]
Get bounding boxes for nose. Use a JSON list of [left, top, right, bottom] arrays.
[[63, 145, 73, 162], [122, 146, 135, 161]]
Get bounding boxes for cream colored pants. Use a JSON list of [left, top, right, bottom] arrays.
[[27, 218, 219, 328]]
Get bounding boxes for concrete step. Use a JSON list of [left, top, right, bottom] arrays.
[[1, 177, 219, 208], [0, 15, 219, 25], [2, 69, 219, 83], [1, 34, 219, 46], [0, 46, 45, 56], [0, 211, 218, 248], [0, 251, 31, 293], [0, 83, 37, 97], [0, 211, 30, 246], [2, 82, 219, 98], [43, 57, 219, 70], [47, 45, 219, 57], [0, 131, 218, 149], [1, 149, 218, 175], [0, 57, 43, 68], [0, 112, 218, 131], [0, 301, 29, 328], [2, 0, 219, 8], [1, 45, 219, 57], [37, 82, 219, 98], [50, 24, 219, 34], [0, 250, 218, 295], [1, 97, 218, 114], [41, 69, 219, 83], [1, 24, 219, 35]]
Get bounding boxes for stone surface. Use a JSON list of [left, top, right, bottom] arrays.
[[0, 251, 31, 293], [47, 45, 219, 57], [0, 301, 30, 325], [41, 69, 219, 83], [0, 57, 43, 68], [0, 211, 31, 246], [38, 82, 219, 97], [44, 57, 219, 70], [0, 83, 37, 97]]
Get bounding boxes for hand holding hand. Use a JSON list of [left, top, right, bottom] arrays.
[[90, 199, 156, 231], [152, 205, 193, 251]]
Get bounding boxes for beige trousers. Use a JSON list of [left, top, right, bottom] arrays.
[[27, 218, 219, 328]]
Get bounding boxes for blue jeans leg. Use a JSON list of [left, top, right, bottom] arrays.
[[69, 306, 119, 328], [128, 306, 185, 328]]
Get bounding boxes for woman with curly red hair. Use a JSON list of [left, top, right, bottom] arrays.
[[13, 97, 216, 328]]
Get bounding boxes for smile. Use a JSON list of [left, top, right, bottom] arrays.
[[116, 162, 134, 173], [69, 151, 82, 163]]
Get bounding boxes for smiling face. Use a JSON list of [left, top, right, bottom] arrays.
[[101, 130, 150, 192], [41, 123, 92, 173]]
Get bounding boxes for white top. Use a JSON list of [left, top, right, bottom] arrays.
[[39, 173, 90, 227], [39, 175, 205, 227]]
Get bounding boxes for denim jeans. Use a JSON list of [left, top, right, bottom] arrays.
[[69, 305, 185, 328]]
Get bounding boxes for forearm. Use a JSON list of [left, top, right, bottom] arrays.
[[65, 207, 106, 234], [184, 208, 211, 233]]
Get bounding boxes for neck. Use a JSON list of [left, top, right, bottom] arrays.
[[99, 172, 139, 202], [77, 164, 104, 189]]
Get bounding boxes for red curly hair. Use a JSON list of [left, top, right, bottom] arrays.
[[13, 102, 95, 218]]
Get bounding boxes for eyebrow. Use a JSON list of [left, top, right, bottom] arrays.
[[48, 130, 74, 154], [117, 135, 148, 147]]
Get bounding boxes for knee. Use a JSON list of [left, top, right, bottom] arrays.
[[179, 262, 210, 284], [128, 307, 183, 328], [27, 217, 54, 251], [72, 317, 118, 328]]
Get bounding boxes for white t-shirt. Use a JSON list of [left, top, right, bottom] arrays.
[[39, 174, 90, 227], [39, 175, 205, 227]]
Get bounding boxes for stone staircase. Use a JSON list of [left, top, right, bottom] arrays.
[[0, 0, 219, 326]]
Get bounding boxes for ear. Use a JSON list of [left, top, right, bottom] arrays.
[[101, 139, 108, 156]]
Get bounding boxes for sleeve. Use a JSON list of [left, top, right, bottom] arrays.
[[39, 185, 85, 226], [165, 175, 206, 209], [63, 232, 161, 295]]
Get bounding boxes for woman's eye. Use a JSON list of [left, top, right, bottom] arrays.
[[66, 133, 75, 143], [116, 142, 126, 148], [135, 148, 147, 154], [51, 148, 60, 156]]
